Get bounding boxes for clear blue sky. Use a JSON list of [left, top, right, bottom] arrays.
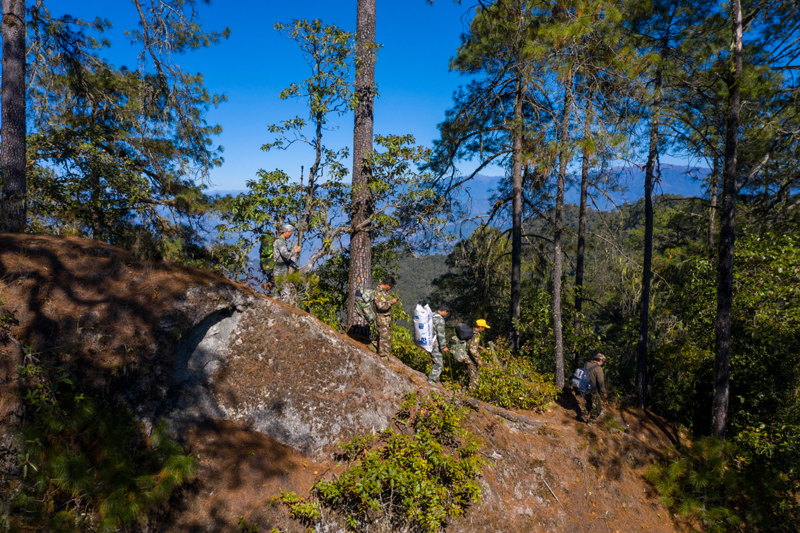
[[45, 0, 488, 192]]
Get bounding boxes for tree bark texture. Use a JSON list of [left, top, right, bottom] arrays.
[[713, 0, 743, 439], [553, 82, 572, 388], [635, 68, 661, 410], [1, 0, 27, 233], [509, 76, 524, 354], [708, 155, 719, 257], [573, 99, 592, 365], [347, 0, 376, 329]]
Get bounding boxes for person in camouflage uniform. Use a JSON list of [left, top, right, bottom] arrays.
[[583, 353, 608, 423], [273, 223, 301, 305], [373, 277, 398, 360], [427, 304, 450, 385], [466, 319, 489, 390]]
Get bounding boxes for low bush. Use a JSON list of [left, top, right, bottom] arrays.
[[3, 359, 197, 533], [471, 344, 561, 412], [277, 391, 485, 533], [646, 434, 800, 533]]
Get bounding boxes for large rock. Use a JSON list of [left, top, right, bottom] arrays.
[[168, 297, 410, 457]]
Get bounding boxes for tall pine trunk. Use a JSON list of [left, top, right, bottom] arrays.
[[348, 0, 376, 329], [553, 81, 572, 388], [708, 155, 719, 256], [509, 76, 524, 353], [635, 69, 661, 410], [573, 98, 592, 365], [1, 0, 27, 233], [713, 0, 743, 439]]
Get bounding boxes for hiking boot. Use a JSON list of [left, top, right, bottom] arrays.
[[427, 379, 440, 387]]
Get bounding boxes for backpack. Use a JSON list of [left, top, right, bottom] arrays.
[[571, 363, 594, 394], [413, 304, 434, 353], [354, 288, 376, 323], [455, 323, 474, 341], [450, 336, 468, 363], [259, 232, 275, 273]]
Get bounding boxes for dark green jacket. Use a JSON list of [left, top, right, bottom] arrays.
[[586, 361, 607, 394]]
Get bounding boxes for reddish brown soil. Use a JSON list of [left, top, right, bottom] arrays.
[[0, 235, 692, 533]]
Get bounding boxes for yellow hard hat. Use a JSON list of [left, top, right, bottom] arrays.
[[475, 319, 490, 329]]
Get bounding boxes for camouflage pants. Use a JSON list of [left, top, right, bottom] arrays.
[[465, 360, 480, 390], [277, 282, 296, 306], [585, 391, 603, 421], [376, 317, 391, 359], [273, 269, 296, 306], [427, 348, 443, 383]]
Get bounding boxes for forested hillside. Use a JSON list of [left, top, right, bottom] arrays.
[[1, 0, 798, 532]]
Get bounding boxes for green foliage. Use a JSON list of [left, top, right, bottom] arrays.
[[215, 19, 445, 283], [471, 344, 561, 412], [237, 515, 260, 533], [8, 360, 197, 533], [278, 491, 322, 524], [646, 437, 744, 532], [648, 233, 800, 434], [646, 433, 800, 532], [26, 3, 228, 268], [310, 392, 485, 532], [428, 227, 511, 327]]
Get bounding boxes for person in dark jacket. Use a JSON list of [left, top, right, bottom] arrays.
[[584, 353, 607, 423]]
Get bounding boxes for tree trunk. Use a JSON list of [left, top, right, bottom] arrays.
[[553, 81, 572, 388], [509, 76, 524, 354], [713, 0, 742, 439], [708, 154, 719, 257], [299, 112, 324, 253], [1, 0, 27, 233], [635, 68, 661, 410], [347, 0, 376, 329], [573, 98, 592, 366]]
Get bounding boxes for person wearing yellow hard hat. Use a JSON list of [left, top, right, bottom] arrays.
[[466, 319, 490, 389]]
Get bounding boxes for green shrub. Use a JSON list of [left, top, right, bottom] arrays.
[[7, 360, 198, 533], [280, 392, 485, 533], [646, 434, 800, 533], [645, 437, 743, 532], [471, 345, 561, 412]]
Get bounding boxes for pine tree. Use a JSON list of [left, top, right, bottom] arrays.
[[348, 0, 377, 329], [712, 0, 743, 439], [24, 1, 228, 264], [1, 0, 26, 233]]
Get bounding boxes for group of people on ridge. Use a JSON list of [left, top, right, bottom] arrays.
[[426, 303, 489, 390], [264, 224, 608, 421], [356, 278, 490, 391]]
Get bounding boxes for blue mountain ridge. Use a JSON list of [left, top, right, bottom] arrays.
[[460, 164, 709, 216]]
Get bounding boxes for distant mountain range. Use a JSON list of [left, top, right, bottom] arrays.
[[451, 164, 709, 218]]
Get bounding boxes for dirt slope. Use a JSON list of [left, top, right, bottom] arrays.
[[0, 235, 688, 533]]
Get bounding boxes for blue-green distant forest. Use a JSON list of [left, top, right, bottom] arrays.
[[1, 0, 798, 531]]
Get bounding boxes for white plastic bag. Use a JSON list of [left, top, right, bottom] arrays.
[[413, 304, 434, 353]]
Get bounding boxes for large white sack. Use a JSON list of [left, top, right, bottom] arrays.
[[413, 304, 434, 353]]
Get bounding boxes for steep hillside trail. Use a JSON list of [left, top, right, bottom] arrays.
[[0, 235, 690, 532]]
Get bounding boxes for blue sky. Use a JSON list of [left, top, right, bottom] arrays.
[[45, 0, 485, 192]]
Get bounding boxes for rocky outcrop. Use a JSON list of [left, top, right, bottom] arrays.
[[0, 235, 686, 533], [167, 297, 410, 456]]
